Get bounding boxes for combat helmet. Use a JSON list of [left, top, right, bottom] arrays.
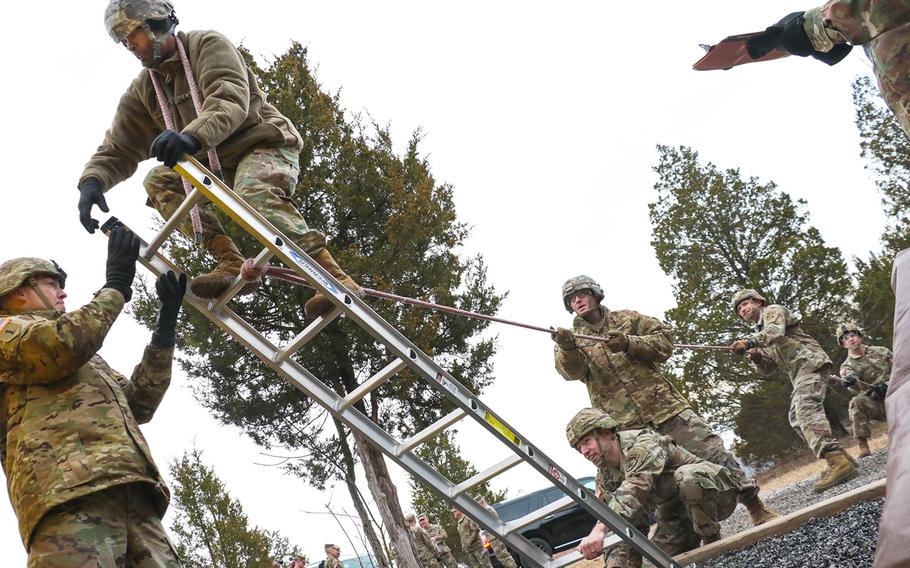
[[0, 258, 66, 299], [562, 275, 605, 312], [730, 288, 766, 315], [835, 322, 864, 345], [565, 407, 619, 448], [105, 0, 178, 66]]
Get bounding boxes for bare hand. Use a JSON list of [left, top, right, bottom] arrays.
[[577, 525, 609, 560]]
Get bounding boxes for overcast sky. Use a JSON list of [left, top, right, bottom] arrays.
[[0, 1, 887, 565]]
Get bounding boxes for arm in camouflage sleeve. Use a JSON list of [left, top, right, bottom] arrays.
[[625, 312, 673, 363], [180, 32, 252, 151], [0, 289, 124, 385], [80, 80, 160, 193], [554, 344, 588, 380], [746, 305, 788, 347], [805, 0, 910, 51], [116, 345, 174, 424], [606, 435, 666, 526], [749, 349, 779, 378]]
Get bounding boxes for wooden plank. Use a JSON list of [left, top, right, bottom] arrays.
[[675, 478, 887, 565]]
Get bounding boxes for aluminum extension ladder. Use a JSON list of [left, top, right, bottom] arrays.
[[104, 155, 679, 568]]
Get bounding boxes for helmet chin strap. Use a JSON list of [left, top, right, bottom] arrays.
[[141, 19, 177, 68], [27, 277, 58, 312]]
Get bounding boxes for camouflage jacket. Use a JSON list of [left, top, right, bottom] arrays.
[[595, 429, 736, 526], [0, 289, 173, 548], [457, 514, 484, 552], [805, 1, 910, 137], [410, 524, 439, 562], [323, 556, 343, 568], [425, 523, 451, 553], [554, 307, 689, 428], [745, 305, 831, 382], [80, 30, 303, 192], [841, 344, 892, 396]]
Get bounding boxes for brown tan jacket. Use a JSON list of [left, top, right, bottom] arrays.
[[80, 29, 303, 192]]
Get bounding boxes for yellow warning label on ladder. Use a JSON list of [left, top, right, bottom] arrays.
[[485, 412, 521, 446]]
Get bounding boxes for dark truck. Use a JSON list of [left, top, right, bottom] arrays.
[[487, 476, 597, 563]]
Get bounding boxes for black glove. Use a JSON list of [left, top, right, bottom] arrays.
[[78, 177, 109, 234], [873, 382, 888, 398], [150, 130, 201, 168], [151, 271, 187, 348], [746, 11, 852, 66], [104, 226, 141, 301], [841, 374, 858, 388]]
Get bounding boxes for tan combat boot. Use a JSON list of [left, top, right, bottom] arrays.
[[189, 234, 260, 299], [303, 248, 363, 318], [856, 438, 871, 458], [741, 493, 779, 526], [812, 449, 857, 493], [702, 533, 721, 546]]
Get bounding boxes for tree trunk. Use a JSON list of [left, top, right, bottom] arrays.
[[355, 432, 422, 568], [334, 418, 390, 568]]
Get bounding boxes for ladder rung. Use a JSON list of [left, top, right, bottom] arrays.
[[547, 535, 623, 568], [143, 188, 205, 260], [452, 454, 523, 496], [339, 359, 407, 411], [273, 310, 342, 363], [396, 408, 466, 455], [209, 247, 275, 312], [505, 495, 575, 535]]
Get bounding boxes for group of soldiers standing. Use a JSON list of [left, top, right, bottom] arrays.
[[397, 499, 517, 568]]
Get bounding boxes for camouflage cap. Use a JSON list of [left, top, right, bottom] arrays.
[[405, 512, 416, 521], [835, 322, 864, 344], [562, 275, 605, 312], [0, 258, 66, 299], [104, 0, 176, 43], [565, 407, 619, 448], [324, 544, 340, 550], [730, 288, 766, 315]]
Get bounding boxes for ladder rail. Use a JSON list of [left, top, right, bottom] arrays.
[[118, 156, 680, 568]]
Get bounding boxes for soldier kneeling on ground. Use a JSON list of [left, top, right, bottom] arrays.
[[570, 408, 741, 568]]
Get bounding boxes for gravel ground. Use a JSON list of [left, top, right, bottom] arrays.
[[720, 449, 887, 536], [695, 498, 883, 568]]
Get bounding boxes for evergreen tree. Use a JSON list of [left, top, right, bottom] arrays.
[[850, 75, 910, 345], [169, 449, 301, 568], [132, 43, 503, 568], [649, 145, 852, 465]]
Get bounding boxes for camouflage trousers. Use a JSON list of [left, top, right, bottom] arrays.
[[656, 408, 758, 501], [418, 554, 441, 568], [28, 483, 181, 568], [463, 547, 493, 568], [605, 463, 738, 568], [849, 393, 887, 439], [436, 549, 459, 568], [788, 368, 840, 458], [488, 538, 517, 568], [144, 146, 326, 254]]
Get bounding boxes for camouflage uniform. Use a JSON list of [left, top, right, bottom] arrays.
[[410, 524, 441, 568], [804, 1, 910, 138], [0, 287, 178, 565], [323, 555, 343, 568], [424, 523, 458, 568], [80, 29, 326, 255], [554, 306, 759, 501], [743, 304, 841, 458], [476, 503, 517, 568], [841, 345, 891, 439], [457, 514, 493, 568], [569, 422, 739, 568]]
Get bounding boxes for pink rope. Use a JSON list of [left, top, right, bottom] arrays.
[[174, 38, 224, 177], [241, 262, 726, 350]]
